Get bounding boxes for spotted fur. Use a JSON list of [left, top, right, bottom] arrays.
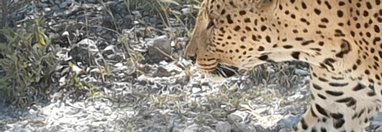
[[186, 0, 382, 131]]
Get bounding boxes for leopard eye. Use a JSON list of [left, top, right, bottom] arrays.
[[207, 20, 215, 29]]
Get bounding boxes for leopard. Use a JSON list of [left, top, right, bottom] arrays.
[[185, 0, 382, 131]]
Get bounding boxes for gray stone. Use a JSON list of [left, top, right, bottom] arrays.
[[215, 121, 231, 132], [147, 36, 173, 63]]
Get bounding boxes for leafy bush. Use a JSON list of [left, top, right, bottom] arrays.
[[0, 19, 57, 108]]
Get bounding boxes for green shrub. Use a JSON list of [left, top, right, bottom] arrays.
[[0, 19, 57, 108]]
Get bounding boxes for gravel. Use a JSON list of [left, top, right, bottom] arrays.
[[1, 0, 382, 132]]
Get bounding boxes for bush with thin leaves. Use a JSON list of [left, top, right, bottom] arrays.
[[0, 19, 57, 109]]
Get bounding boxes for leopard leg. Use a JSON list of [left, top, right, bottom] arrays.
[[294, 66, 381, 132]]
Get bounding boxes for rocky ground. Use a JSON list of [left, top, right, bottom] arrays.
[[0, 0, 382, 132]]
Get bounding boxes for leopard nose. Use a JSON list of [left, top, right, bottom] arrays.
[[188, 55, 197, 64]]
